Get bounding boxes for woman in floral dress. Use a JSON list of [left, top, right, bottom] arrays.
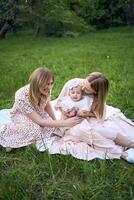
[[0, 67, 82, 151]]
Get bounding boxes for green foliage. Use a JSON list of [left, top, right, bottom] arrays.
[[17, 0, 89, 36], [0, 0, 18, 26], [44, 7, 89, 37], [1, 0, 134, 37], [80, 0, 127, 29]]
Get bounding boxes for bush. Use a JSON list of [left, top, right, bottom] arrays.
[[44, 7, 89, 37], [81, 0, 129, 29]]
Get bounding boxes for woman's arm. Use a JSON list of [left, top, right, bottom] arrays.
[[27, 110, 82, 128], [45, 100, 56, 120]]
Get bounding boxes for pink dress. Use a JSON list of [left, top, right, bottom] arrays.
[[38, 78, 134, 161], [0, 85, 57, 148], [56, 78, 134, 143]]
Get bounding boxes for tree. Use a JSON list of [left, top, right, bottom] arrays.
[[80, 0, 132, 29], [125, 0, 134, 25], [0, 0, 18, 38]]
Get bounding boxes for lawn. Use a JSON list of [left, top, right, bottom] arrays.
[[0, 27, 134, 199]]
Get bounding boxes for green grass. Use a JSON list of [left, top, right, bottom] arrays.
[[0, 27, 134, 199]]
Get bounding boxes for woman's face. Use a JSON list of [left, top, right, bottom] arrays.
[[82, 78, 95, 95], [40, 78, 54, 96]]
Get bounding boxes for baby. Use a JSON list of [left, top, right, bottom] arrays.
[[55, 80, 95, 145], [56, 80, 93, 119]]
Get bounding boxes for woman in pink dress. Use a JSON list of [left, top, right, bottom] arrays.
[[0, 67, 82, 152], [50, 72, 134, 163]]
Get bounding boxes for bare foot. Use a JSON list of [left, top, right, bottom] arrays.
[[6, 147, 12, 152]]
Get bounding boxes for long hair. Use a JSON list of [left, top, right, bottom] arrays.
[[29, 67, 54, 106], [86, 72, 109, 119]]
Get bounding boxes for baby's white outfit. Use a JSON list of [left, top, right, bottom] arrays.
[[59, 95, 93, 112]]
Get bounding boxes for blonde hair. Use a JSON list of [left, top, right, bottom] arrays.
[[29, 67, 54, 106], [86, 72, 109, 119]]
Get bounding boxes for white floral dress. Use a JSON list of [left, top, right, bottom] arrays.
[[0, 85, 56, 148], [56, 95, 93, 112]]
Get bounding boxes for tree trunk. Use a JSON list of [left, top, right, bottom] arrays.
[[0, 20, 16, 39], [0, 23, 10, 38]]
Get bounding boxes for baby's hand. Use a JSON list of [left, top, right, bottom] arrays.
[[64, 109, 76, 117], [77, 110, 90, 117], [68, 109, 76, 117]]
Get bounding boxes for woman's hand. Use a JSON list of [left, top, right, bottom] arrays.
[[62, 116, 83, 127], [28, 110, 82, 128]]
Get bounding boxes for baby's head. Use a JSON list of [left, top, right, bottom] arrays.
[[69, 81, 83, 102]]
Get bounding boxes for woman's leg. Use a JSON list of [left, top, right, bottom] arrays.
[[121, 151, 128, 160], [114, 133, 134, 148], [5, 147, 12, 152]]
